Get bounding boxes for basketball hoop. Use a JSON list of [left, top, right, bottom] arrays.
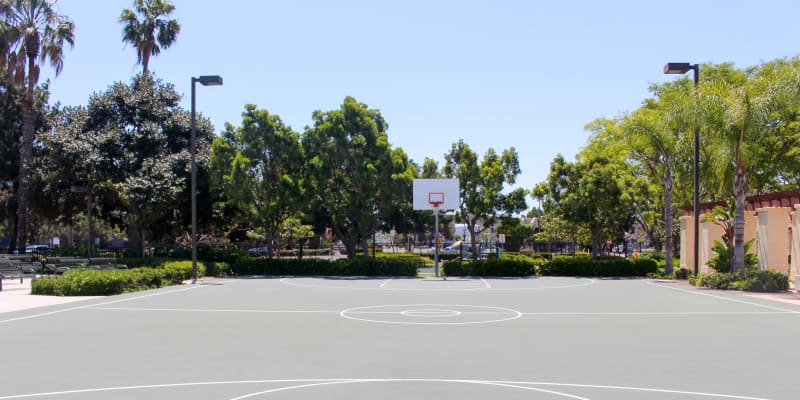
[[429, 192, 444, 214]]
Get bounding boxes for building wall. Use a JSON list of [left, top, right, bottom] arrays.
[[793, 205, 800, 285], [700, 219, 725, 274], [756, 208, 791, 274], [679, 216, 693, 271]]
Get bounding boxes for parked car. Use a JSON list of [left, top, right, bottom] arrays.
[[25, 244, 51, 253], [248, 247, 270, 256]]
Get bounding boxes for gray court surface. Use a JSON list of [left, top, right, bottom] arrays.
[[1, 276, 799, 399]]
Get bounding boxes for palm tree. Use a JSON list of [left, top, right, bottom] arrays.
[[624, 79, 694, 275], [701, 61, 800, 273], [0, 0, 74, 253], [119, 0, 180, 74]]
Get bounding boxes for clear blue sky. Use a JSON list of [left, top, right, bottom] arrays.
[[42, 0, 800, 203]]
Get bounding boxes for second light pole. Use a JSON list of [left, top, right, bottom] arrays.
[[191, 75, 223, 284], [664, 62, 699, 276]]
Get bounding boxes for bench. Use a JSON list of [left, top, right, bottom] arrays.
[[44, 257, 127, 275], [0, 261, 38, 290]]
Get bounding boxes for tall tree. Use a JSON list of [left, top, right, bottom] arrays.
[[623, 80, 694, 275], [216, 104, 304, 257], [421, 157, 441, 178], [540, 150, 640, 258], [119, 0, 179, 74], [700, 60, 800, 273], [443, 140, 527, 259], [302, 97, 399, 259], [45, 74, 215, 254], [0, 0, 74, 252]]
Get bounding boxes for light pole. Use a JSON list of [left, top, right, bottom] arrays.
[[191, 75, 223, 284], [664, 62, 700, 276]]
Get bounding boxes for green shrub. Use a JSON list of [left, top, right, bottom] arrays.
[[743, 270, 789, 292], [538, 256, 655, 277], [206, 261, 232, 277], [690, 270, 788, 292], [699, 272, 739, 290], [673, 268, 692, 280], [639, 252, 666, 261], [442, 257, 536, 277], [31, 260, 206, 296]]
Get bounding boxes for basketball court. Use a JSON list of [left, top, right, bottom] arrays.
[[1, 276, 798, 399]]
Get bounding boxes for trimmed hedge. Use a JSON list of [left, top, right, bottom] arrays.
[[673, 268, 692, 280], [232, 257, 417, 276], [539, 256, 657, 277], [442, 257, 536, 277], [691, 270, 789, 292], [31, 260, 205, 296]]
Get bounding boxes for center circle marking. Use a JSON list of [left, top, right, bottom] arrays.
[[340, 304, 523, 325], [400, 309, 461, 317]]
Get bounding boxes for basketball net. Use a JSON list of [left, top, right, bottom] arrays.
[[431, 202, 442, 215]]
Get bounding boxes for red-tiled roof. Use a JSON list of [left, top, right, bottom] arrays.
[[682, 189, 800, 216]]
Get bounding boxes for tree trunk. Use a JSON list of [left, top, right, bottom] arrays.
[[297, 239, 305, 260], [266, 230, 274, 259], [344, 240, 356, 259], [469, 226, 479, 261], [733, 163, 747, 274], [8, 213, 19, 253], [663, 168, 674, 275], [142, 48, 150, 75], [127, 218, 146, 256], [361, 237, 370, 260], [15, 91, 35, 254], [591, 225, 602, 258]]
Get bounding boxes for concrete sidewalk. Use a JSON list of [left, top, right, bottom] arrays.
[[0, 278, 100, 313]]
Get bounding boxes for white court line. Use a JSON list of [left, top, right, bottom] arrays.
[[340, 304, 523, 325], [0, 378, 775, 400], [89, 307, 339, 314], [81, 307, 789, 317], [227, 380, 590, 400], [279, 277, 595, 291], [519, 311, 793, 316], [379, 278, 393, 288], [279, 278, 489, 291], [645, 280, 800, 314], [0, 281, 231, 324], [346, 311, 519, 315], [480, 278, 492, 288]]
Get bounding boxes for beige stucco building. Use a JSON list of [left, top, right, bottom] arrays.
[[679, 190, 800, 285]]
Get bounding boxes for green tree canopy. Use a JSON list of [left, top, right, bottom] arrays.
[[43, 74, 215, 254], [302, 96, 402, 259], [700, 59, 800, 272], [215, 104, 304, 257], [443, 139, 527, 259]]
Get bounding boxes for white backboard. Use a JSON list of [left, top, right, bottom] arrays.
[[413, 179, 460, 211]]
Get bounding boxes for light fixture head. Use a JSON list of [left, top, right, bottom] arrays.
[[663, 62, 692, 75], [195, 75, 223, 86]]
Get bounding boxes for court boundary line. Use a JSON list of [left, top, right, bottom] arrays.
[[645, 280, 800, 314], [226, 380, 590, 400], [0, 280, 238, 324], [278, 277, 595, 291], [79, 306, 795, 317], [0, 378, 775, 400]]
